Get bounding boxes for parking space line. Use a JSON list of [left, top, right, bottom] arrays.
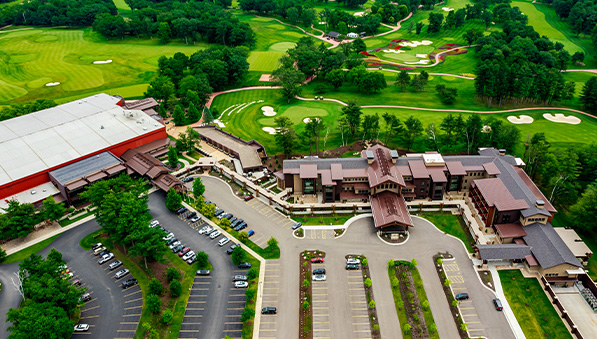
[[124, 306, 142, 310], [184, 315, 203, 317], [123, 289, 141, 296], [125, 297, 143, 304], [120, 322, 138, 325], [181, 322, 202, 325], [81, 306, 100, 312], [227, 308, 244, 310], [80, 315, 99, 319], [122, 314, 141, 317]]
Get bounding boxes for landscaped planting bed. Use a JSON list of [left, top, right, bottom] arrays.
[[432, 252, 468, 338], [350, 254, 381, 338], [389, 259, 439, 339], [299, 250, 325, 339]]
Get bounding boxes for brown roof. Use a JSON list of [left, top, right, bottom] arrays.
[[340, 191, 368, 199], [397, 165, 411, 176], [86, 171, 107, 183], [473, 178, 529, 211], [125, 98, 159, 111], [483, 162, 501, 176], [66, 178, 88, 191], [342, 168, 368, 178], [427, 167, 447, 183], [132, 138, 172, 155], [366, 145, 404, 188], [320, 170, 335, 186], [512, 166, 556, 214], [197, 127, 263, 169], [445, 161, 466, 176], [495, 223, 527, 238], [274, 171, 285, 180], [370, 191, 413, 228], [153, 173, 182, 192], [105, 164, 126, 175], [147, 166, 168, 179], [299, 164, 318, 179], [408, 160, 430, 179], [330, 163, 343, 180], [525, 254, 539, 266]]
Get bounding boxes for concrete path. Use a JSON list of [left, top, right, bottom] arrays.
[[489, 264, 526, 339]]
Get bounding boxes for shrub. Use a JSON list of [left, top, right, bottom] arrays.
[[429, 323, 437, 333], [239, 231, 249, 243], [452, 299, 458, 308], [0, 248, 6, 263], [302, 279, 311, 288], [436, 257, 443, 265], [245, 288, 256, 303], [403, 323, 411, 334], [147, 294, 161, 313], [240, 307, 255, 322], [302, 300, 310, 309], [161, 309, 173, 324], [196, 251, 209, 268], [149, 278, 163, 296], [167, 267, 181, 282], [364, 278, 372, 288], [361, 258, 368, 266], [460, 323, 468, 331], [388, 259, 395, 268], [368, 300, 376, 309], [169, 280, 182, 298], [444, 278, 451, 286], [247, 267, 258, 280], [410, 258, 417, 267], [422, 300, 430, 310], [391, 277, 399, 288]]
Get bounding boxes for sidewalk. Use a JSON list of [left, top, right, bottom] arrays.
[[488, 264, 526, 339]]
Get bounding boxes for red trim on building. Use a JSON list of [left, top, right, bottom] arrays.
[[0, 128, 167, 200]]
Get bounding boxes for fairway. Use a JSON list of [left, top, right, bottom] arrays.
[[247, 51, 282, 72]]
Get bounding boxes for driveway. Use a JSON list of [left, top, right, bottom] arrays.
[[202, 175, 516, 339]]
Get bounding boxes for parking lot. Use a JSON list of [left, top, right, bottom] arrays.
[[303, 229, 335, 240], [178, 275, 210, 338], [258, 260, 281, 338], [311, 261, 331, 339], [345, 270, 371, 339]]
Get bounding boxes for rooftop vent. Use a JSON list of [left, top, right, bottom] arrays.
[[100, 125, 104, 129], [536, 200, 545, 209], [30, 190, 36, 195], [499, 149, 506, 155], [366, 150, 374, 164], [390, 150, 399, 163]]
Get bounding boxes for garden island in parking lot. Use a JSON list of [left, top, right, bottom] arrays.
[[0, 0, 597, 338]]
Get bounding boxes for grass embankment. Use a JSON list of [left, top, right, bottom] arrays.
[[419, 213, 474, 252], [2, 234, 61, 264], [294, 215, 356, 226], [241, 252, 261, 339], [59, 210, 94, 226], [498, 270, 572, 339]]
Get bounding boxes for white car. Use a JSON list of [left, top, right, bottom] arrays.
[[346, 258, 361, 265], [218, 237, 230, 246], [190, 216, 201, 223], [234, 281, 249, 288], [163, 233, 174, 241], [182, 250, 195, 261], [74, 324, 89, 332], [210, 230, 222, 239], [98, 253, 114, 265], [312, 274, 326, 281], [115, 269, 129, 279], [198, 226, 210, 234], [149, 220, 159, 228], [204, 227, 215, 235], [169, 241, 182, 250]]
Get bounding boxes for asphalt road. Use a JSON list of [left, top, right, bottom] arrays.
[[201, 175, 516, 339]]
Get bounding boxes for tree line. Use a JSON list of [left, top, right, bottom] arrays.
[[0, 99, 57, 123], [0, 0, 116, 27], [552, 0, 597, 45]]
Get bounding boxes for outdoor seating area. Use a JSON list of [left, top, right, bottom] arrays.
[[577, 282, 597, 312]]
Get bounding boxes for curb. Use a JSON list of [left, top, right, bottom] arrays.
[[376, 230, 410, 246]]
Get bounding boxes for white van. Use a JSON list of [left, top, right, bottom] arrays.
[[218, 237, 230, 247]]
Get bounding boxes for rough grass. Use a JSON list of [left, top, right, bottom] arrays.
[[112, 0, 132, 17], [419, 213, 473, 252], [2, 234, 61, 264], [498, 270, 572, 339]]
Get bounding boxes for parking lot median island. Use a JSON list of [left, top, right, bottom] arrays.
[[300, 250, 325, 339], [240, 252, 261, 339], [353, 254, 381, 338], [432, 253, 469, 338]]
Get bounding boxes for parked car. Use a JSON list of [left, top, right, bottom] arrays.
[[178, 247, 191, 257], [311, 257, 324, 264], [197, 270, 211, 276], [313, 268, 326, 275], [210, 230, 222, 239], [312, 274, 326, 281], [115, 269, 129, 279], [190, 216, 201, 223], [182, 177, 193, 183], [74, 324, 90, 332], [204, 227, 215, 235], [346, 258, 361, 265], [493, 298, 503, 311], [244, 194, 254, 201], [229, 217, 238, 224], [99, 249, 110, 257], [214, 209, 224, 216], [169, 241, 182, 250], [223, 213, 233, 220], [346, 264, 359, 270], [198, 226, 210, 234], [176, 207, 188, 215], [109, 260, 123, 270], [233, 275, 248, 282], [455, 293, 469, 301], [226, 244, 240, 255], [121, 279, 138, 289], [238, 262, 252, 269], [235, 222, 248, 231], [186, 257, 196, 265], [261, 307, 277, 314], [205, 200, 212, 205], [98, 253, 114, 265], [234, 281, 249, 288], [71, 279, 81, 286], [163, 233, 175, 241], [218, 237, 230, 246], [232, 219, 243, 227], [166, 238, 179, 246], [182, 251, 195, 261], [149, 220, 159, 227], [186, 212, 197, 219], [91, 243, 103, 250], [248, 230, 255, 237], [93, 246, 106, 255], [80, 293, 91, 302], [171, 245, 184, 253], [292, 222, 302, 230]]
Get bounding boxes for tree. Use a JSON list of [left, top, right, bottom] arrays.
[[571, 52, 585, 64], [196, 251, 209, 268], [186, 102, 200, 123], [435, 84, 458, 104], [169, 280, 182, 298], [352, 37, 367, 53], [403, 115, 423, 151], [267, 236, 279, 249], [158, 22, 171, 44], [428, 13, 444, 33], [231, 246, 246, 265], [193, 177, 205, 197], [364, 277, 372, 287], [416, 22, 423, 35], [368, 300, 376, 308], [0, 248, 6, 263], [326, 69, 345, 89], [147, 294, 161, 313], [570, 180, 597, 233], [165, 188, 183, 211], [203, 106, 215, 123], [41, 196, 65, 223], [341, 100, 362, 137], [271, 65, 305, 103], [161, 309, 173, 324], [362, 113, 380, 141], [580, 77, 597, 113], [145, 76, 175, 103], [462, 28, 481, 46], [410, 75, 424, 92], [395, 70, 410, 91], [172, 105, 186, 125], [482, 10, 493, 29], [2, 200, 38, 239], [93, 13, 127, 40], [167, 145, 179, 167], [176, 127, 201, 153], [149, 278, 163, 295], [7, 303, 74, 339], [274, 116, 297, 156], [167, 266, 181, 282], [239, 231, 249, 243], [410, 258, 417, 267], [247, 267, 258, 280]]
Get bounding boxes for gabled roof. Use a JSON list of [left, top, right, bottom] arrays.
[[427, 167, 447, 183], [483, 162, 501, 176], [523, 223, 582, 268], [445, 161, 466, 176], [512, 166, 556, 214], [299, 164, 318, 179], [495, 223, 527, 238], [408, 160, 430, 179], [366, 145, 404, 188], [370, 191, 413, 228], [473, 178, 529, 211], [476, 244, 531, 261]]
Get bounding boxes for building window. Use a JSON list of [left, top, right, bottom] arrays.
[[420, 189, 425, 193]]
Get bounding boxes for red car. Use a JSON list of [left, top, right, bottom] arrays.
[[311, 257, 324, 263], [244, 194, 254, 201], [71, 279, 81, 286], [178, 247, 190, 257]]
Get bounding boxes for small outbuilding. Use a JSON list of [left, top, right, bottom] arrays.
[[327, 31, 340, 40], [347, 32, 359, 39]]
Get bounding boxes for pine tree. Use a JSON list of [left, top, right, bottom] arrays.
[[186, 102, 200, 123], [202, 106, 214, 124], [167, 145, 179, 167], [158, 104, 168, 118], [580, 77, 597, 113], [172, 105, 185, 125]]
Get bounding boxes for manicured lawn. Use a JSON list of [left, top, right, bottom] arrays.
[[419, 213, 473, 252], [1, 234, 61, 264], [294, 215, 356, 226], [112, 0, 132, 17], [499, 270, 572, 339]]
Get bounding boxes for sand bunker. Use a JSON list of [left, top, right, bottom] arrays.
[[416, 54, 428, 58], [262, 106, 277, 116], [405, 60, 431, 64], [93, 60, 112, 64], [259, 74, 272, 82], [507, 115, 534, 124], [303, 117, 321, 124], [45, 82, 60, 87], [442, 7, 454, 11], [482, 125, 492, 133], [543, 113, 581, 125], [262, 127, 277, 135], [383, 49, 406, 54], [399, 40, 433, 47], [213, 119, 226, 128], [354, 12, 365, 17]]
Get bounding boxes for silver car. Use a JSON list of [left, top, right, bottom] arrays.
[[98, 253, 114, 265], [109, 260, 122, 270], [115, 269, 129, 279], [198, 226, 210, 234], [209, 230, 222, 239]]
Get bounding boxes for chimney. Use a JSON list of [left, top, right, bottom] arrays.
[[366, 150, 374, 164], [498, 149, 506, 156], [390, 150, 399, 164], [536, 200, 545, 209]]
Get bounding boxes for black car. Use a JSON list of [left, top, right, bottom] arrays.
[[121, 279, 138, 289], [166, 238, 178, 246], [238, 262, 251, 269], [455, 293, 469, 301], [186, 211, 197, 219], [232, 219, 244, 227], [214, 209, 224, 216], [99, 250, 110, 257], [261, 307, 277, 314], [224, 213, 233, 220], [229, 217, 238, 224], [235, 222, 247, 231], [176, 207, 188, 215], [346, 264, 359, 270], [182, 177, 193, 183], [226, 244, 240, 255], [313, 268, 326, 275]]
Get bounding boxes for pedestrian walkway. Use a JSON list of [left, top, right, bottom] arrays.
[[488, 264, 526, 339]]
